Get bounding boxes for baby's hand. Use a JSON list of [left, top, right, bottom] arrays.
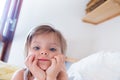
[[25, 54, 46, 80], [46, 54, 65, 80]]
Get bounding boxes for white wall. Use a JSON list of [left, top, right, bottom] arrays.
[[8, 0, 120, 67], [94, 17, 120, 52]]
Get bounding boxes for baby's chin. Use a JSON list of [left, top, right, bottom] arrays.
[[38, 61, 51, 70], [39, 65, 49, 70]]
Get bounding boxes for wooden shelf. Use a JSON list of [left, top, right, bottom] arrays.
[[82, 0, 120, 24]]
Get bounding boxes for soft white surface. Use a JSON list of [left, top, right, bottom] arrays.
[[67, 51, 120, 80]]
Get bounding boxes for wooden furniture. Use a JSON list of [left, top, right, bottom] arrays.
[[66, 57, 79, 63], [82, 0, 120, 24]]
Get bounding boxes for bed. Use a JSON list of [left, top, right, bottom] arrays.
[[67, 51, 120, 80], [0, 61, 20, 80], [1, 51, 120, 80]]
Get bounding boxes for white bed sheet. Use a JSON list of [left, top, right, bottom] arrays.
[[67, 51, 120, 80]]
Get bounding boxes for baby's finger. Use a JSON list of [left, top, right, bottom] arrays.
[[29, 55, 35, 63], [56, 54, 65, 61], [54, 55, 62, 64], [25, 55, 31, 66], [25, 54, 35, 67], [51, 58, 56, 67], [33, 59, 38, 67]]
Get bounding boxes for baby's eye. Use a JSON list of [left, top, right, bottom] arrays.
[[33, 46, 40, 50], [50, 48, 56, 51]]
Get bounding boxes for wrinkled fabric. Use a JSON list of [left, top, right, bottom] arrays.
[[67, 51, 120, 80]]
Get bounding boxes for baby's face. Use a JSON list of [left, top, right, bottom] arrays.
[[28, 33, 62, 70]]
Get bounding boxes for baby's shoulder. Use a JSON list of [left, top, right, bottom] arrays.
[[15, 68, 25, 75], [11, 68, 25, 80]]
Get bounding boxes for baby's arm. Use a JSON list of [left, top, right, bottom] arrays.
[[46, 54, 68, 80], [57, 56, 68, 80], [25, 54, 46, 80], [57, 68, 68, 80], [46, 57, 59, 80]]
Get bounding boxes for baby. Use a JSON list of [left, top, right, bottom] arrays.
[[11, 25, 68, 80]]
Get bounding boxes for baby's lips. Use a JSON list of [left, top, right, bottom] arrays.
[[40, 59, 49, 61]]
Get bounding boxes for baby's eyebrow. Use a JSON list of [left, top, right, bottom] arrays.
[[32, 41, 40, 44], [50, 43, 59, 46]]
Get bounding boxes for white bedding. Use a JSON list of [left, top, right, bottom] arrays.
[[67, 51, 120, 80]]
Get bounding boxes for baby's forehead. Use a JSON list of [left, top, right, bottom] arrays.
[[32, 33, 61, 44], [34, 32, 60, 40]]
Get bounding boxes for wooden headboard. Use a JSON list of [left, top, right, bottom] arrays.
[[65, 57, 79, 63]]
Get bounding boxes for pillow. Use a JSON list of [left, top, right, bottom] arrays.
[[67, 51, 120, 80], [0, 61, 20, 80]]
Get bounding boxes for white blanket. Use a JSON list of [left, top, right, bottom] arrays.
[[67, 51, 120, 80]]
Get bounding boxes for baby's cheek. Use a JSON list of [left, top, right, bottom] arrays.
[[51, 53, 59, 57]]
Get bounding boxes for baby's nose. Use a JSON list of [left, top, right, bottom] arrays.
[[40, 52, 48, 55]]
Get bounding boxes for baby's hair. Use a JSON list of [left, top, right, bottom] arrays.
[[24, 25, 67, 57]]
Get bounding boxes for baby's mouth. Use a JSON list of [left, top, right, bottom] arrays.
[[38, 59, 50, 61]]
